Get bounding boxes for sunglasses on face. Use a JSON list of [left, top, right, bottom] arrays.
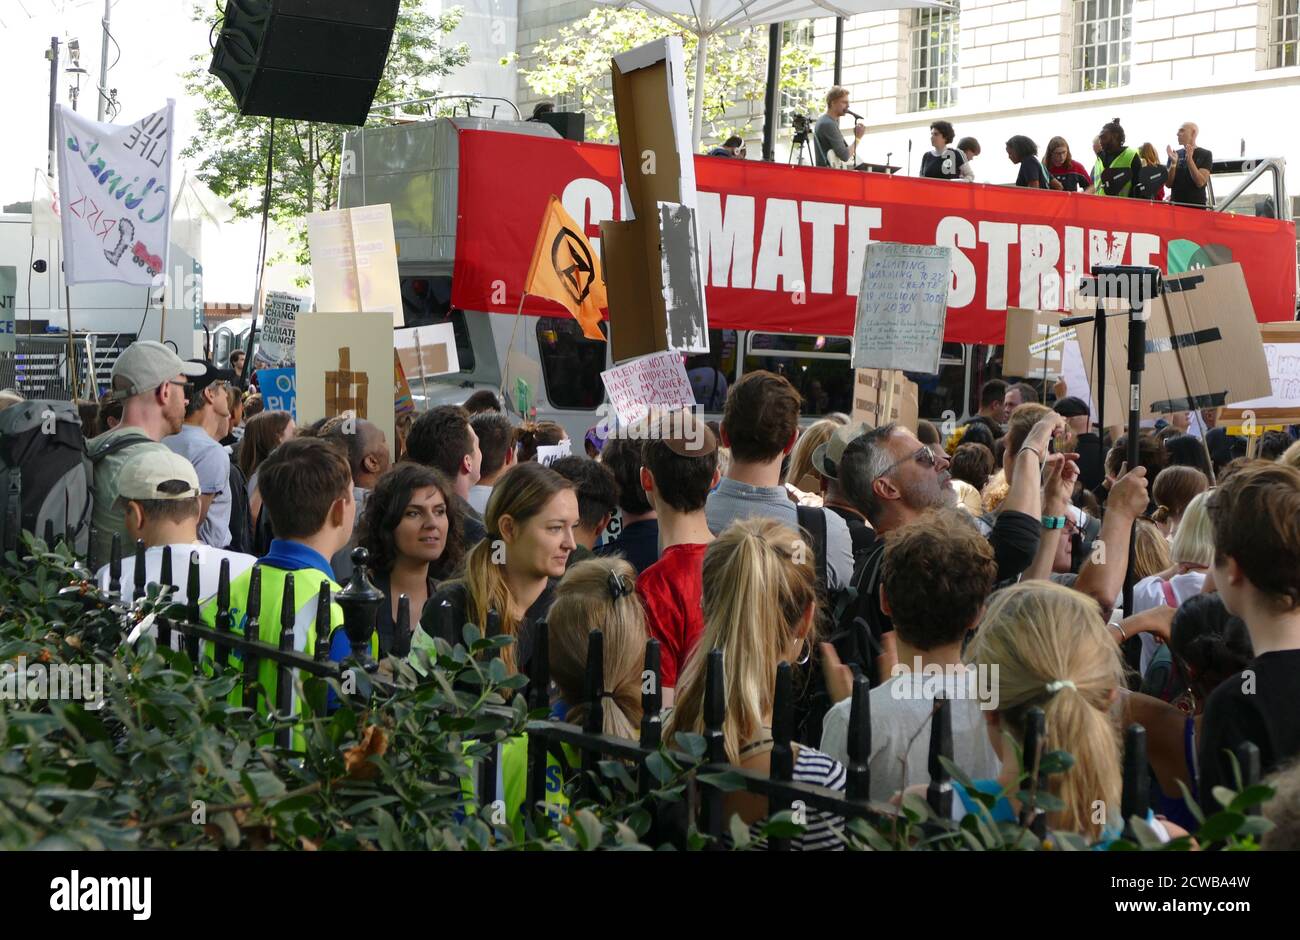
[[880, 444, 938, 477]]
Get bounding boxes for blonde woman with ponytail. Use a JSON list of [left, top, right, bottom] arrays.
[[1131, 490, 1214, 675], [547, 557, 647, 738], [667, 517, 848, 850], [415, 462, 578, 677], [461, 557, 648, 840], [962, 581, 1176, 844]]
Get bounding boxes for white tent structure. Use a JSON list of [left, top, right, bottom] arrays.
[[595, 0, 953, 148]]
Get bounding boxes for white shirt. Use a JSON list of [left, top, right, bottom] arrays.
[[820, 669, 1002, 803], [1131, 570, 1206, 676], [95, 543, 257, 647], [468, 483, 493, 516]]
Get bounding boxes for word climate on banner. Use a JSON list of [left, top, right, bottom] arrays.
[[852, 242, 950, 374], [600, 351, 696, 427], [55, 101, 175, 287], [254, 291, 311, 368]]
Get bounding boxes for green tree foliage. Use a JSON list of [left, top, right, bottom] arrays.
[[521, 8, 823, 147], [180, 0, 470, 268]]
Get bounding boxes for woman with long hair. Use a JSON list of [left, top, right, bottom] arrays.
[[963, 581, 1176, 843], [667, 517, 846, 850], [460, 556, 648, 838], [239, 410, 296, 524], [415, 461, 578, 677], [1045, 136, 1091, 192], [1138, 142, 1167, 201], [358, 463, 464, 656]]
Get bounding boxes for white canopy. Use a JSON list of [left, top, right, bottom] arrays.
[[595, 0, 954, 147]]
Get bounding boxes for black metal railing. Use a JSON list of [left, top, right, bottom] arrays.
[[10, 527, 1267, 848]]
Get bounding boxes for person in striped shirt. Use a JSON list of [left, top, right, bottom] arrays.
[[666, 517, 847, 850]]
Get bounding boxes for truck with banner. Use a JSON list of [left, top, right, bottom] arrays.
[[339, 118, 1297, 440]]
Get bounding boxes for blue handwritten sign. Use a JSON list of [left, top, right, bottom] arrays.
[[258, 368, 297, 421]]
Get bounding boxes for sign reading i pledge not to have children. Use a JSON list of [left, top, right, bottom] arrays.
[[600, 350, 696, 426], [851, 242, 951, 375]]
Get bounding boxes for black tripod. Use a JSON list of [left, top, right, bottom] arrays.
[[1060, 264, 1163, 620]]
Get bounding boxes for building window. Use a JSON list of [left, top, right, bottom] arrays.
[[910, 4, 959, 112], [780, 19, 816, 128], [1072, 0, 1133, 92], [1271, 0, 1300, 68]]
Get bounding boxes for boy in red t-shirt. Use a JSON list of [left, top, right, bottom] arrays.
[[635, 409, 720, 706]]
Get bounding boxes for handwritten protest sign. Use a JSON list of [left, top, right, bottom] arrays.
[[56, 101, 175, 287], [600, 350, 696, 426], [851, 242, 950, 374], [306, 205, 403, 328], [1219, 323, 1300, 427], [254, 291, 311, 368], [536, 438, 573, 467], [258, 368, 297, 421]]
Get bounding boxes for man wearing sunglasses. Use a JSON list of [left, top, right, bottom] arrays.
[[164, 360, 238, 550], [88, 340, 206, 563]]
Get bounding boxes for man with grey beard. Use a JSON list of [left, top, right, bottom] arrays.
[[833, 416, 1060, 680]]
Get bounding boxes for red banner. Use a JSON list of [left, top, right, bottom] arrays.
[[452, 129, 1296, 345]]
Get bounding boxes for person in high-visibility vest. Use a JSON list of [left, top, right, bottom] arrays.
[[459, 556, 649, 841], [1092, 117, 1141, 198], [201, 437, 375, 747]]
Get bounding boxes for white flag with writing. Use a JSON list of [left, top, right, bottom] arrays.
[[55, 100, 175, 287]]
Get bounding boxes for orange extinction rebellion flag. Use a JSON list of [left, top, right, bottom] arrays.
[[523, 194, 607, 342]]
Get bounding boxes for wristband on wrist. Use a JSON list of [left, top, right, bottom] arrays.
[[1041, 515, 1066, 530], [1019, 445, 1044, 462], [1111, 621, 1127, 641]]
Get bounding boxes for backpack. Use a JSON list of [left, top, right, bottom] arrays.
[[0, 400, 94, 556], [792, 504, 874, 745]]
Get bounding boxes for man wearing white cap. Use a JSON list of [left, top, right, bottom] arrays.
[[94, 450, 257, 640], [88, 341, 205, 563]]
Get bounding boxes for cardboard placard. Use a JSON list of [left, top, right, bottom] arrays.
[[394, 323, 459, 384], [657, 201, 709, 353], [601, 36, 705, 363], [306, 205, 403, 328], [851, 242, 950, 374], [257, 367, 297, 421], [1071, 264, 1272, 420], [295, 312, 395, 459], [1003, 308, 1075, 379], [850, 368, 919, 431], [600, 350, 696, 427], [254, 290, 311, 368], [1218, 322, 1300, 426]]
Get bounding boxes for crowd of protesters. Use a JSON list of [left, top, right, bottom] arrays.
[[4, 330, 1299, 850]]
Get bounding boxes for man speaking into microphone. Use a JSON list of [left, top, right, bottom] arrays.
[[814, 86, 865, 168]]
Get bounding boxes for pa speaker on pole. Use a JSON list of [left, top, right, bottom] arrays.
[[208, 0, 400, 126]]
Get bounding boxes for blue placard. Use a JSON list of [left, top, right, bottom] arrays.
[[258, 368, 296, 421]]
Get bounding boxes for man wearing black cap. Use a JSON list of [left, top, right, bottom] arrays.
[[163, 359, 237, 549], [1054, 395, 1104, 491]]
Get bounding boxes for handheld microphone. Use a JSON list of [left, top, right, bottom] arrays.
[[847, 110, 863, 122]]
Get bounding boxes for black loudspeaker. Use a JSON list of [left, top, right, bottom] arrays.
[[209, 0, 400, 126], [536, 111, 585, 142]]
